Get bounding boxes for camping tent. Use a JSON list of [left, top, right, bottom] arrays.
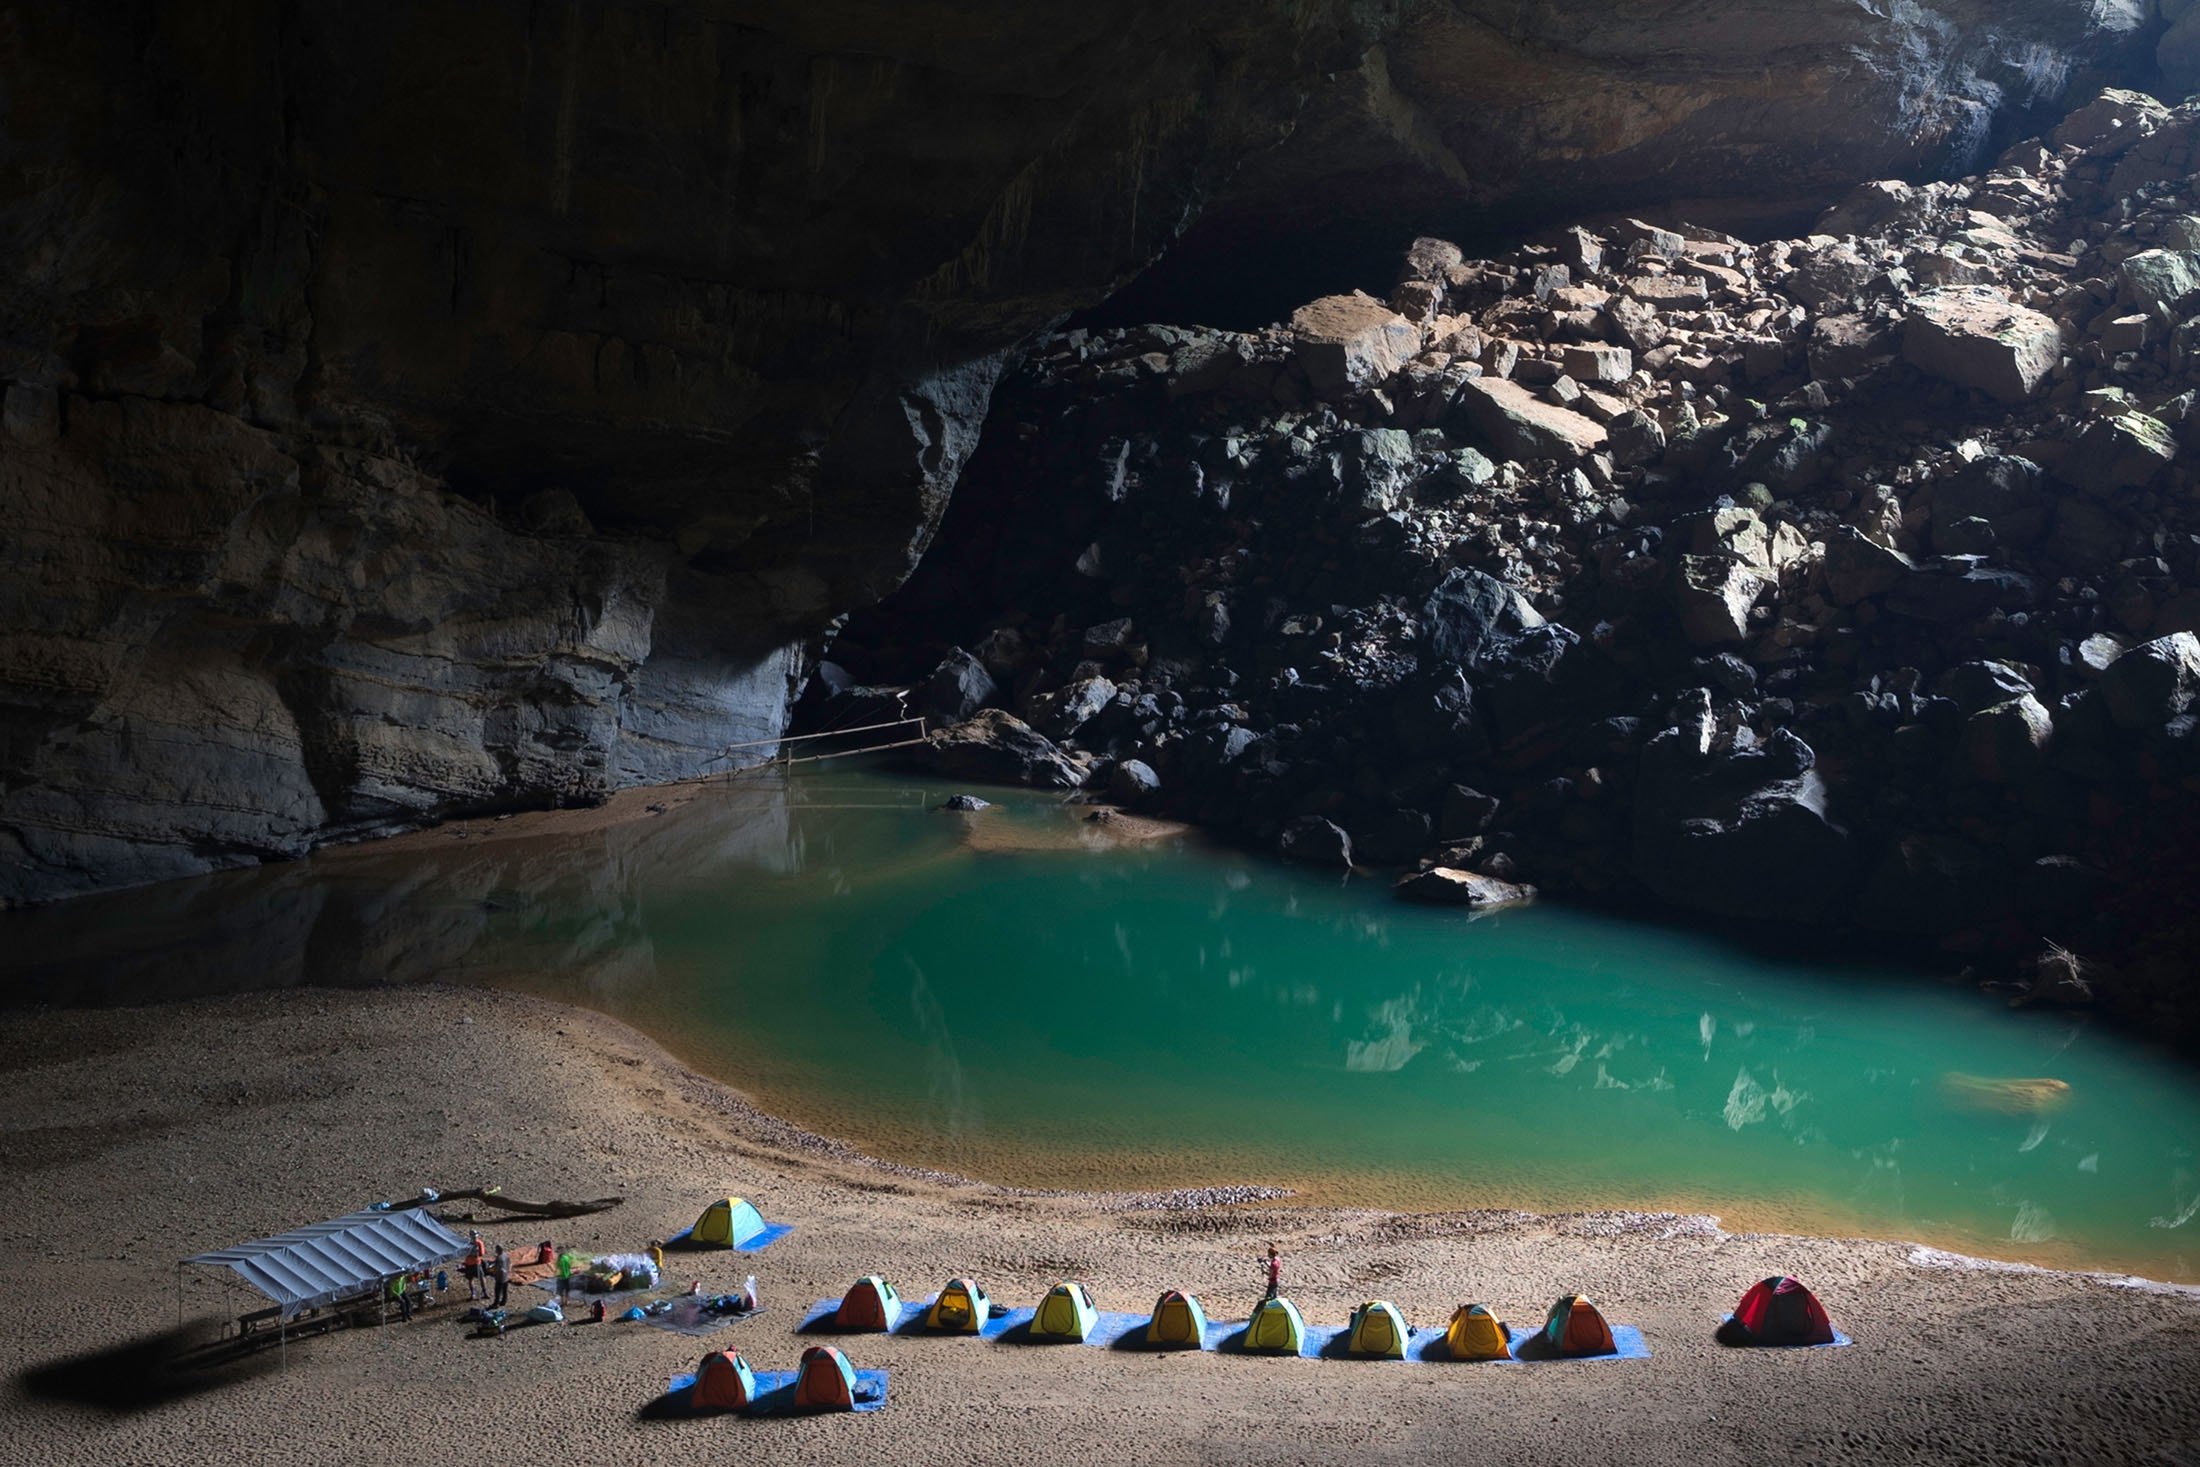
[[1347, 1300, 1409, 1359], [1542, 1294, 1616, 1356], [691, 1351, 758, 1410], [1244, 1296, 1307, 1354], [1146, 1290, 1208, 1348], [183, 1207, 468, 1321], [1033, 1282, 1098, 1341], [1444, 1304, 1512, 1361], [924, 1277, 992, 1333], [836, 1275, 902, 1331], [689, 1197, 768, 1248], [1730, 1276, 1836, 1345], [793, 1345, 858, 1411]]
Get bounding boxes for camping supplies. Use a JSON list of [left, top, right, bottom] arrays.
[[527, 1301, 564, 1325]]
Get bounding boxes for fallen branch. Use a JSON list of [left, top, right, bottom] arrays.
[[389, 1186, 626, 1222]]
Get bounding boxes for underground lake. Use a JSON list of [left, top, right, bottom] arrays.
[[9, 766, 2198, 1283]]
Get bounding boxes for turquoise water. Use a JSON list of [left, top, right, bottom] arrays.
[[12, 767, 2200, 1279]]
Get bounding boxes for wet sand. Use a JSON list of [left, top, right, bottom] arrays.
[[3, 984, 2197, 1465]]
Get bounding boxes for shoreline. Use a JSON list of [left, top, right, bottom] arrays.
[[3, 982, 2197, 1464]]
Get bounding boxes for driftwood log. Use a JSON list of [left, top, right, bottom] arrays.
[[389, 1186, 625, 1223]]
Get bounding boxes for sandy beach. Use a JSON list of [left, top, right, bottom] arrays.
[[3, 982, 2197, 1467]]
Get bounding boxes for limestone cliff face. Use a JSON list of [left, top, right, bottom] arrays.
[[0, 0, 2171, 903], [0, 0, 1390, 902]]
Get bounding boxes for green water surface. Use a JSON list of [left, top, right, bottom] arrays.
[[453, 771, 2200, 1281], [14, 767, 2200, 1279]]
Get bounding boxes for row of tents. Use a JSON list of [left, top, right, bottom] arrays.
[[830, 1274, 1837, 1355]]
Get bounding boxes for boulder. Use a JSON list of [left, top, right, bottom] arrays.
[[1820, 527, 1914, 605], [1607, 409, 1667, 466], [1279, 815, 1354, 868], [1933, 660, 2034, 713], [1394, 867, 1538, 910], [1813, 179, 1923, 237], [1290, 293, 1421, 396], [1962, 695, 2053, 783], [1931, 454, 2050, 549], [1902, 287, 2062, 403], [2117, 249, 2200, 318], [1809, 314, 1899, 381], [1450, 377, 1607, 461], [1106, 758, 1161, 806], [2099, 631, 2200, 730], [1030, 675, 1119, 741], [1560, 344, 1632, 383], [936, 794, 992, 812], [2049, 88, 2170, 155], [1632, 730, 1856, 925], [1438, 784, 1500, 839], [1674, 506, 1810, 577], [912, 648, 998, 725], [1420, 568, 1545, 669], [2059, 413, 2177, 496], [1675, 554, 1770, 645], [912, 710, 1085, 789]]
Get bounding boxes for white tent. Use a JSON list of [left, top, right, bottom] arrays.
[[184, 1207, 468, 1320]]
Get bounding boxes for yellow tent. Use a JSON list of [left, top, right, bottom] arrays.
[[1347, 1300, 1408, 1359], [689, 1197, 767, 1247], [1444, 1304, 1512, 1361], [924, 1277, 992, 1333]]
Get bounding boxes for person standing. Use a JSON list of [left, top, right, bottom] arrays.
[[556, 1247, 575, 1306], [465, 1231, 488, 1301], [388, 1272, 411, 1323], [1263, 1242, 1281, 1301], [491, 1244, 511, 1308]]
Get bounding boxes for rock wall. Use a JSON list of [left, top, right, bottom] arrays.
[[0, 0, 2176, 904], [0, 0, 1391, 902]]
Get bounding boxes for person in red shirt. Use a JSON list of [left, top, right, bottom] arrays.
[[1263, 1242, 1281, 1301]]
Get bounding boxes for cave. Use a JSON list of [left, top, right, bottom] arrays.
[[6, 5, 2200, 1458]]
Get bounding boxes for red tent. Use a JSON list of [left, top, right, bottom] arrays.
[[1731, 1276, 1836, 1345]]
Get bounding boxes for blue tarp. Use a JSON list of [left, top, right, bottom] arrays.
[[666, 1221, 794, 1253]]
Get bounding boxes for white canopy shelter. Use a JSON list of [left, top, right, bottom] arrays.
[[183, 1207, 469, 1320]]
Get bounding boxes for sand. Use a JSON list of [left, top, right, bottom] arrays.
[[3, 984, 2198, 1467]]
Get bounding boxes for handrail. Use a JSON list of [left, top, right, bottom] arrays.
[[709, 716, 923, 758], [710, 716, 931, 780]]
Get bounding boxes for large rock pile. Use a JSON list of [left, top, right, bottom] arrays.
[[835, 88, 2200, 1037]]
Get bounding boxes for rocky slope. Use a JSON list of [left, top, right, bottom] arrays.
[[835, 89, 2200, 1038], [0, 2, 2179, 904]]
